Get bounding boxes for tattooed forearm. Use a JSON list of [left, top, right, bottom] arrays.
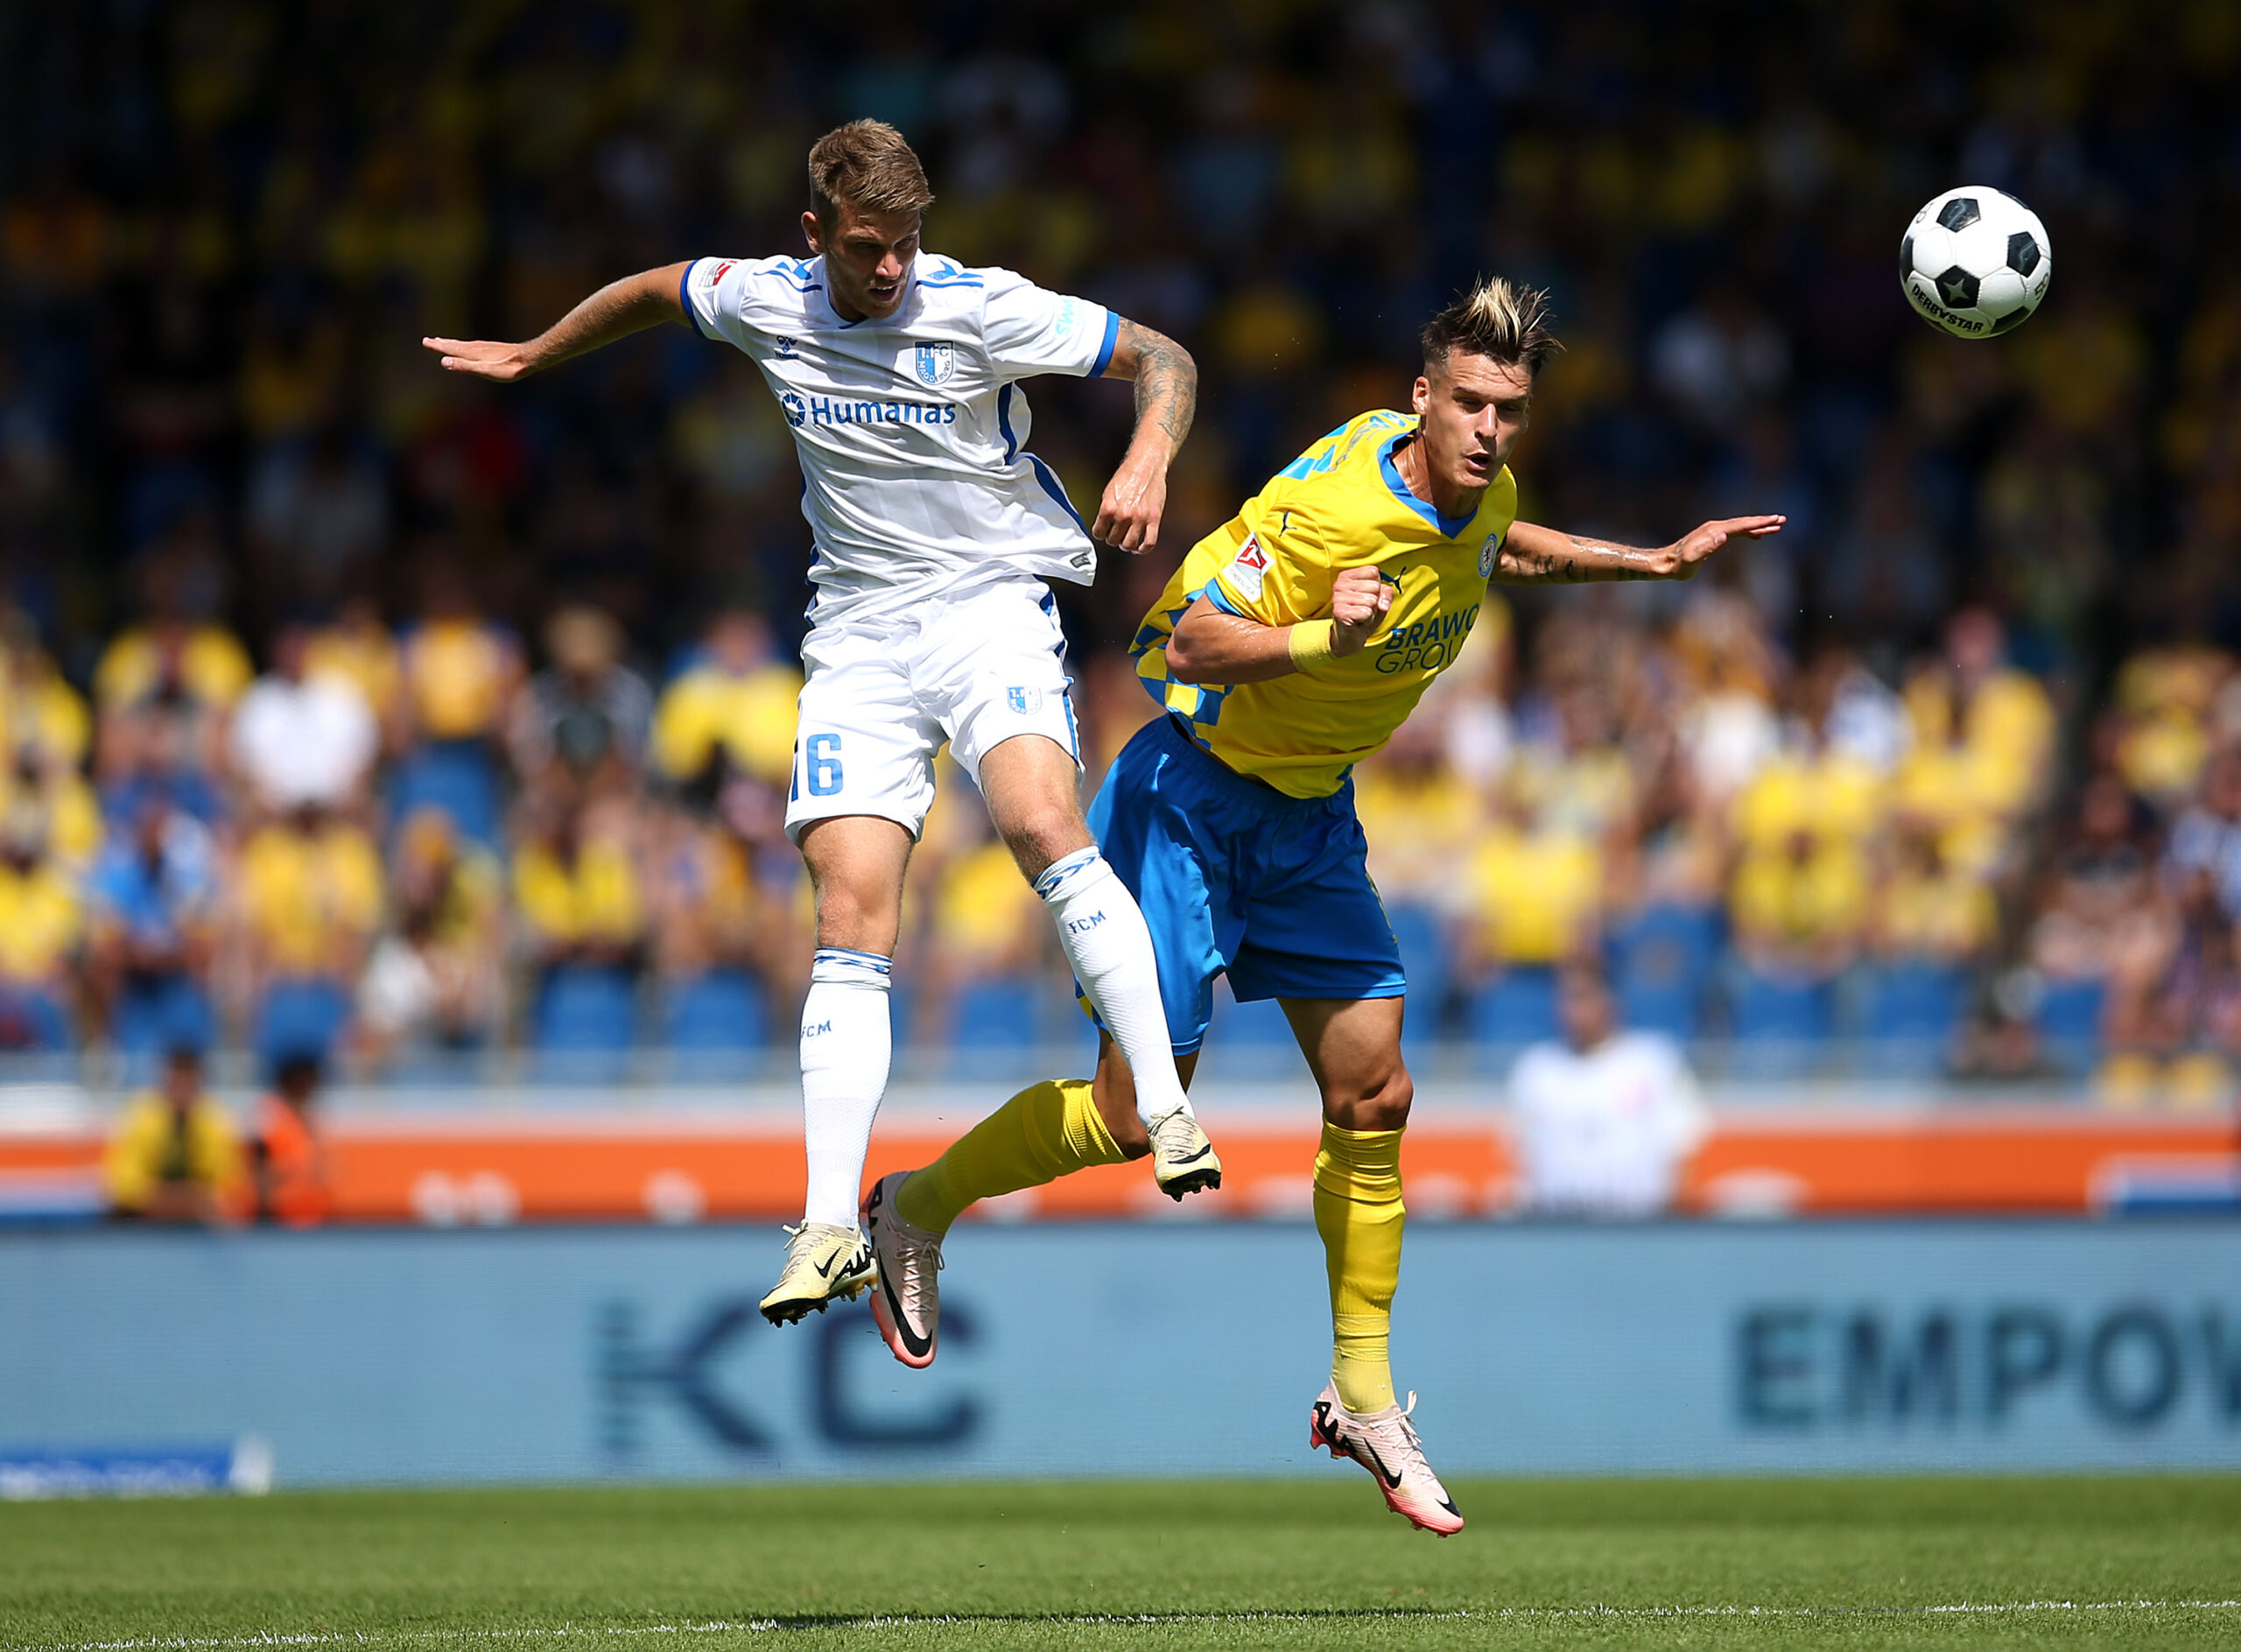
[[1496, 538, 1667, 583], [1113, 318, 1197, 458], [1493, 520, 1678, 584]]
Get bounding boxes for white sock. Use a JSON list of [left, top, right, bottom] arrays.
[[1036, 847, 1193, 1128], [799, 947, 893, 1228]]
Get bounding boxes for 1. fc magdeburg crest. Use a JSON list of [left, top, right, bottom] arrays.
[[914, 342, 956, 386]]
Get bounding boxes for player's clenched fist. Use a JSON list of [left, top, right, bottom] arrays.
[[1329, 566, 1395, 657], [1092, 456, 1167, 553]]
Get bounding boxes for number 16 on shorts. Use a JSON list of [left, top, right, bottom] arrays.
[[793, 732, 844, 800]]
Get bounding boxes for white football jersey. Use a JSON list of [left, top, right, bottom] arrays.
[[683, 252, 1117, 624]]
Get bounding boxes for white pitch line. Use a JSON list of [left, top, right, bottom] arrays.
[[18, 1599, 2241, 1648]]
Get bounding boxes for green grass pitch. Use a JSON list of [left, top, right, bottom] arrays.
[[1, 1479, 2237, 1650]]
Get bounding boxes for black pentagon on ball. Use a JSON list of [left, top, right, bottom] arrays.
[[1935, 265, 1979, 309], [1936, 196, 1981, 231], [1900, 234, 1915, 278], [2007, 231, 2042, 277], [1988, 302, 2034, 335]]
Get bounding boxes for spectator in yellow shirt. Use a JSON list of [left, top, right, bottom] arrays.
[[105, 1046, 242, 1224], [1874, 827, 1999, 967], [1353, 719, 1485, 916], [1732, 827, 1872, 981], [236, 803, 385, 1066], [1733, 656, 1888, 855], [0, 804, 81, 1049], [0, 742, 102, 869], [399, 566, 523, 745], [651, 609, 802, 795], [649, 798, 799, 998], [0, 615, 91, 772], [93, 613, 254, 716], [94, 606, 244, 823], [1505, 691, 1637, 842], [306, 594, 404, 749], [391, 568, 522, 846], [1896, 608, 2055, 862], [512, 797, 646, 968], [1465, 803, 1604, 972]]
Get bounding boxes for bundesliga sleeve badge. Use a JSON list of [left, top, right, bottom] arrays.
[[1479, 535, 1500, 578], [1225, 535, 1271, 602]]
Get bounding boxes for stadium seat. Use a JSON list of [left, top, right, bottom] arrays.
[[113, 974, 215, 1057], [0, 988, 70, 1053], [1213, 987, 1294, 1043], [1607, 903, 1721, 1039], [390, 741, 502, 847], [530, 966, 640, 1084], [1731, 969, 1835, 1079], [2034, 977, 2107, 1075], [1198, 979, 1303, 1078], [952, 976, 1041, 1048], [1467, 966, 1559, 1068], [661, 969, 770, 1081], [111, 974, 217, 1082], [253, 979, 351, 1072], [1387, 903, 1451, 1049], [1863, 962, 1968, 1076]]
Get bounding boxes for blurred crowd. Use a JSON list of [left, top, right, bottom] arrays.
[[4, 1, 2240, 1090]]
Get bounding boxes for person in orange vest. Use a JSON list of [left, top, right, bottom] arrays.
[[250, 1054, 330, 1227]]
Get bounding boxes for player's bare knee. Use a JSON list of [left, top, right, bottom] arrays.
[[1324, 1065, 1413, 1133], [811, 881, 899, 953]]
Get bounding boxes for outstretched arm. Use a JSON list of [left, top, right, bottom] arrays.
[[425, 262, 695, 383], [1495, 515, 1787, 584], [1091, 318, 1198, 553]]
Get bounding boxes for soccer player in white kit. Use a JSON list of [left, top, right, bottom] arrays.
[[425, 120, 1218, 1322]]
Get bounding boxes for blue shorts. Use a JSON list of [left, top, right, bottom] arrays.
[[1086, 714, 1406, 1055]]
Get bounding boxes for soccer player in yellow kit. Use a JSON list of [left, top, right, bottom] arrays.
[[860, 278, 1784, 1532]]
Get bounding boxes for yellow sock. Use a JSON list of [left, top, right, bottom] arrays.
[[894, 1079, 1128, 1235], [1314, 1121, 1405, 1414]]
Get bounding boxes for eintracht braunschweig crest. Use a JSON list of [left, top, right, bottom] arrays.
[[914, 341, 956, 386]]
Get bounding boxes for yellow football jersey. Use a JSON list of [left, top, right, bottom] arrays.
[[1133, 410, 1516, 798]]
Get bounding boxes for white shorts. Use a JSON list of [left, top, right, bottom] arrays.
[[783, 578, 1080, 843]]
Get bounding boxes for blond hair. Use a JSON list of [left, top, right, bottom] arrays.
[[1421, 277, 1563, 378], [806, 119, 935, 226]]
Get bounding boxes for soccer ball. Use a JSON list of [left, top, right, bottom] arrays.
[[1900, 187, 2052, 339]]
